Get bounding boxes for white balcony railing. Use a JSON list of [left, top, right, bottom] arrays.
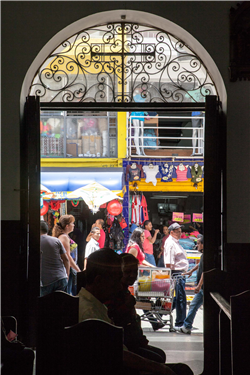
[[127, 114, 205, 159]]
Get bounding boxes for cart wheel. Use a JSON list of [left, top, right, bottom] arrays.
[[169, 328, 175, 332]]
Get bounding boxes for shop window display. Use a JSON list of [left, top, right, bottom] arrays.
[[40, 111, 117, 158], [175, 163, 189, 181], [125, 163, 144, 182], [160, 163, 174, 182], [40, 116, 64, 157], [142, 163, 159, 186]]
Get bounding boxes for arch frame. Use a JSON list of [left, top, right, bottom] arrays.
[[21, 9, 227, 112]]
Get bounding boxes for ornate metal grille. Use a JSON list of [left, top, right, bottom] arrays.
[[29, 23, 217, 103]]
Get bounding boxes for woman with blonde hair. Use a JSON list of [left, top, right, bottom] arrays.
[[52, 215, 81, 294]]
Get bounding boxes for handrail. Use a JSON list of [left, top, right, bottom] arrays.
[[130, 115, 204, 120], [127, 113, 205, 158], [210, 292, 231, 320]]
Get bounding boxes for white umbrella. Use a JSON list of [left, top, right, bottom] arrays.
[[40, 184, 54, 201], [67, 182, 122, 213], [40, 184, 51, 192]]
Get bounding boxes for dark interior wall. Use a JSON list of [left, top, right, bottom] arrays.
[[226, 83, 250, 242], [1, 221, 25, 323]]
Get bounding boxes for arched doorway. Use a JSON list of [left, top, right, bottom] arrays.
[[29, 22, 218, 104], [22, 12, 227, 374], [21, 10, 226, 108]]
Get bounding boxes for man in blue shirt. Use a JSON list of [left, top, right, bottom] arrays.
[[175, 236, 204, 334]]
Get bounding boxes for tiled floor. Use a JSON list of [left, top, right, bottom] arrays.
[[139, 306, 204, 375]]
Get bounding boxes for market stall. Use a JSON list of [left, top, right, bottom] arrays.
[[121, 158, 204, 300], [40, 182, 127, 252]]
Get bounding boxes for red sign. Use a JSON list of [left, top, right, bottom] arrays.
[[172, 212, 184, 222], [193, 213, 203, 223]]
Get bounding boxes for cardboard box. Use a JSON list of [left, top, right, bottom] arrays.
[[66, 143, 78, 157], [82, 135, 90, 154], [95, 135, 101, 154], [66, 139, 82, 156], [68, 139, 82, 147], [82, 135, 102, 156]]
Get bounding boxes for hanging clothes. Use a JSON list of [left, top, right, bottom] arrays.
[[109, 217, 125, 251], [131, 194, 142, 225], [160, 163, 174, 182], [176, 163, 189, 181], [142, 164, 159, 186], [107, 213, 115, 228], [140, 194, 149, 223], [191, 164, 203, 183], [130, 194, 149, 225], [129, 195, 132, 223], [130, 112, 146, 121], [125, 163, 144, 182]]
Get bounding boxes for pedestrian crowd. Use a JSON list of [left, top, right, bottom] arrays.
[[36, 215, 204, 375], [0, 216, 202, 375]]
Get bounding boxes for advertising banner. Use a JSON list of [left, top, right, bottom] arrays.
[[172, 212, 184, 222], [182, 214, 191, 223], [193, 213, 203, 223]]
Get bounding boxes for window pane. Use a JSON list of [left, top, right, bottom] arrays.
[[41, 111, 117, 158], [40, 116, 64, 157]]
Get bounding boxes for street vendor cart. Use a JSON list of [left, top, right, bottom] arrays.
[[133, 267, 176, 331]]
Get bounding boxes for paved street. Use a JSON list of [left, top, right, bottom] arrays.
[[138, 305, 204, 375]]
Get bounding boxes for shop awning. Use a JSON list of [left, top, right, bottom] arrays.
[[41, 170, 124, 192]]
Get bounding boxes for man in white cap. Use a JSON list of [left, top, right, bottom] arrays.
[[163, 223, 189, 329]]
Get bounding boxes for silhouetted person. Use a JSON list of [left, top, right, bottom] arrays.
[[78, 248, 193, 375]]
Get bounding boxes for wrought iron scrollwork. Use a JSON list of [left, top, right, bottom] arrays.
[[29, 23, 217, 103]]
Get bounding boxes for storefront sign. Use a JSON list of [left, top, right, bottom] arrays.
[[172, 212, 184, 222], [182, 214, 191, 223], [193, 213, 203, 223]]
